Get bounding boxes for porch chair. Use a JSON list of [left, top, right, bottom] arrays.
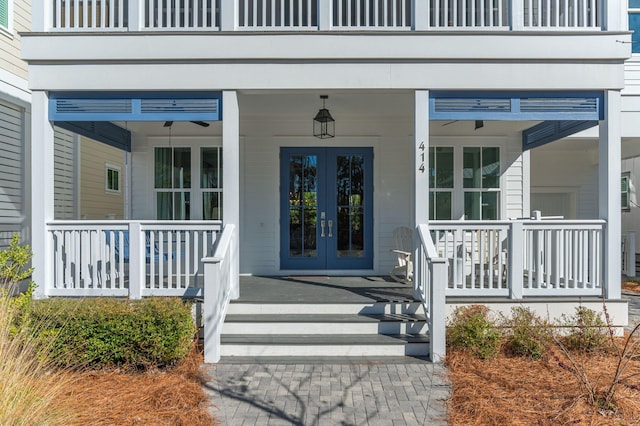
[[390, 226, 413, 282], [105, 230, 174, 264]]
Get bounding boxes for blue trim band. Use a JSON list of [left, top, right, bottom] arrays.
[[55, 121, 132, 152], [522, 120, 598, 151]]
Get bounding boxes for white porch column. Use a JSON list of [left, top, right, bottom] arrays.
[[128, 0, 142, 30], [599, 90, 622, 299], [31, 91, 55, 299], [318, 0, 333, 30], [414, 90, 429, 299], [31, 0, 49, 31], [223, 91, 240, 299], [220, 0, 239, 31], [412, 0, 429, 30]]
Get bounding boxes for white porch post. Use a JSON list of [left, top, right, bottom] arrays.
[[128, 0, 142, 30], [318, 0, 333, 30], [31, 91, 54, 299], [31, 0, 49, 31], [220, 0, 238, 31], [599, 90, 622, 299], [510, 0, 525, 31], [414, 90, 429, 299], [223, 91, 240, 299], [411, 0, 428, 30]]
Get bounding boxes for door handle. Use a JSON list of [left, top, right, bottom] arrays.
[[328, 220, 333, 238], [320, 220, 326, 237]]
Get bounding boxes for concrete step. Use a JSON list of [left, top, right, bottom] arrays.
[[227, 301, 422, 315], [220, 334, 430, 357], [222, 313, 428, 335]]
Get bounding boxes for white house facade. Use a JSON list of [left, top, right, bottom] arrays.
[[22, 0, 632, 362]]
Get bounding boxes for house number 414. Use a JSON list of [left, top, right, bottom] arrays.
[[418, 141, 425, 173]]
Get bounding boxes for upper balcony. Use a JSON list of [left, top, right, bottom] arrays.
[[42, 0, 609, 32]]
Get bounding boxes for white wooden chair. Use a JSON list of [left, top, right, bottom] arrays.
[[390, 226, 413, 282]]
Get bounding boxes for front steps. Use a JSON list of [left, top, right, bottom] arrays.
[[220, 299, 430, 358]]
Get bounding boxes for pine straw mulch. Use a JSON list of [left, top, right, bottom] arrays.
[[55, 347, 216, 426], [447, 338, 640, 426], [623, 281, 640, 294]]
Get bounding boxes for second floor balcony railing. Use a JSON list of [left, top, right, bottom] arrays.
[[48, 0, 604, 32]]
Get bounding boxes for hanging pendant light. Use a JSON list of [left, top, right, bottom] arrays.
[[313, 95, 335, 139]]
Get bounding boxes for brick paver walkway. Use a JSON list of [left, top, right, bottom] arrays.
[[203, 361, 450, 426]]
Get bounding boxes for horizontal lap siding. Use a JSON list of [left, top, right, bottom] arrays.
[[0, 0, 29, 80], [54, 127, 76, 220], [506, 134, 525, 219], [80, 136, 125, 219], [0, 101, 24, 247]]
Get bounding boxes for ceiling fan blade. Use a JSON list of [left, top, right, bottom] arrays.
[[163, 121, 173, 127], [191, 121, 210, 127], [441, 120, 458, 127]]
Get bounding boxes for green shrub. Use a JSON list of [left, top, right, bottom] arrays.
[[502, 306, 552, 359], [447, 305, 502, 360], [30, 297, 196, 370], [561, 306, 609, 352]]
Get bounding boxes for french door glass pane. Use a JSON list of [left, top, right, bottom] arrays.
[[464, 192, 497, 220], [430, 192, 452, 220], [156, 191, 190, 220], [336, 155, 365, 258], [203, 192, 222, 220], [288, 155, 318, 257], [173, 148, 191, 188], [201, 147, 222, 189], [463, 147, 481, 188], [155, 148, 172, 188], [430, 147, 454, 189], [482, 147, 500, 188]]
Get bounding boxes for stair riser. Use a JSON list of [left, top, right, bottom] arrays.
[[222, 322, 428, 335], [227, 303, 422, 315], [220, 343, 428, 357]]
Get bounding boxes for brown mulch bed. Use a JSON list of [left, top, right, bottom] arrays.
[[623, 281, 640, 294], [447, 339, 640, 425], [56, 348, 216, 426]]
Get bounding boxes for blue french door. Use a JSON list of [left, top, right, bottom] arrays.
[[280, 147, 373, 270]]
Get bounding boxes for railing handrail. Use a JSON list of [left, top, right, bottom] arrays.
[[206, 223, 235, 263]]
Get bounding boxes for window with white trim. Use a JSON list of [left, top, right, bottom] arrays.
[[105, 164, 121, 193], [622, 172, 631, 212], [0, 0, 12, 35]]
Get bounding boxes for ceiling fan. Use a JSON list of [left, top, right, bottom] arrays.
[[441, 120, 484, 130], [163, 121, 210, 128]]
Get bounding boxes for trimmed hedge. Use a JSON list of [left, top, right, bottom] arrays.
[[29, 297, 196, 370]]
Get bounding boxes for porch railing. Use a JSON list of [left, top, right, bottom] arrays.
[[203, 224, 235, 363], [415, 223, 447, 363], [47, 0, 604, 31], [430, 219, 605, 298], [46, 220, 222, 298]]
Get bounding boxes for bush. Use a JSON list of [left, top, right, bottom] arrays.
[[561, 306, 609, 352], [30, 297, 196, 370], [447, 305, 502, 360], [502, 306, 552, 359]]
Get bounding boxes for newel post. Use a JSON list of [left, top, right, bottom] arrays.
[[128, 222, 144, 299], [203, 259, 222, 363], [509, 221, 524, 299], [429, 258, 447, 363]]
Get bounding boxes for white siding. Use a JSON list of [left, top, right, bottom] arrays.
[[53, 126, 76, 219], [0, 99, 24, 246], [530, 146, 598, 219], [0, 0, 30, 80]]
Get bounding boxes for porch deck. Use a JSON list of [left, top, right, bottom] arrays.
[[235, 275, 416, 303]]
